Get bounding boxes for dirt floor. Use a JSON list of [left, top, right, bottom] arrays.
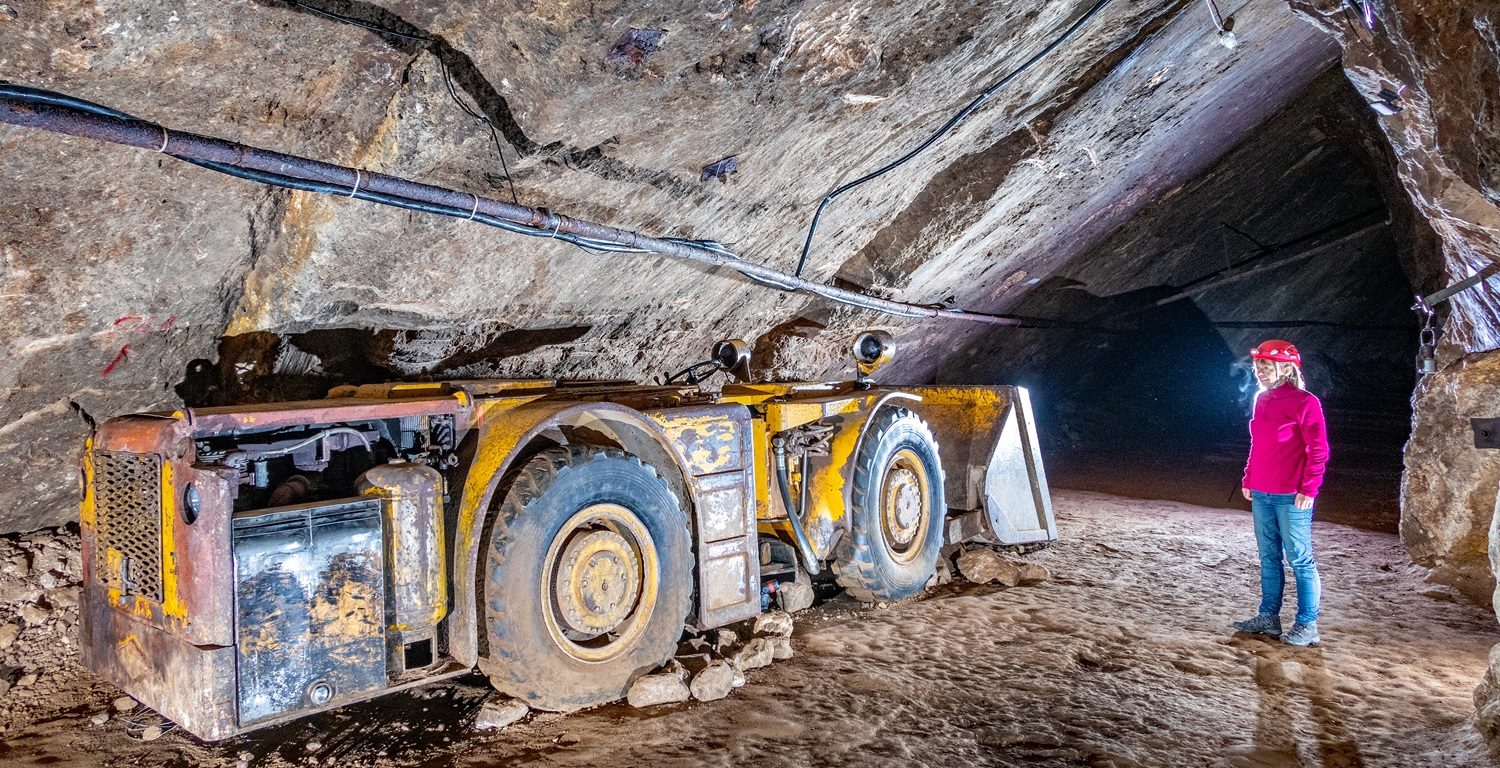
[[1, 489, 1497, 767]]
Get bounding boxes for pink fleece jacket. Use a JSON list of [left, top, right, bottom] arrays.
[[1242, 384, 1330, 497]]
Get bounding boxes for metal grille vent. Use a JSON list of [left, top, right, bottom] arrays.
[[93, 451, 164, 603]]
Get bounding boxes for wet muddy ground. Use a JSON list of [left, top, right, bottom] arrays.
[[2, 489, 1497, 767]]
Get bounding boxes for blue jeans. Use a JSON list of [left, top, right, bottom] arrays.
[[1251, 490, 1321, 625]]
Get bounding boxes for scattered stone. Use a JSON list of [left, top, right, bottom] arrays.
[[16, 672, 37, 688], [956, 548, 1021, 586], [38, 572, 57, 590], [768, 636, 794, 660], [0, 622, 20, 650], [18, 602, 49, 626], [626, 668, 690, 707], [1018, 562, 1051, 585], [714, 628, 739, 653], [48, 588, 80, 610], [732, 638, 774, 671], [473, 698, 529, 730], [689, 661, 736, 702], [753, 610, 793, 638], [928, 556, 954, 587], [731, 665, 746, 688], [112, 695, 137, 712], [777, 581, 815, 613], [305, 740, 322, 752], [140, 724, 163, 741], [89, 711, 109, 726]]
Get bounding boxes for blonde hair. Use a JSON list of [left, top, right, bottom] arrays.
[[1256, 359, 1305, 391]]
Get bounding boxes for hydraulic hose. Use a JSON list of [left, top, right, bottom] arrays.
[[772, 439, 823, 575], [0, 83, 1022, 327]]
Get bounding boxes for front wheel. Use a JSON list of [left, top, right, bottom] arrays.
[[833, 407, 946, 603], [481, 447, 693, 711]]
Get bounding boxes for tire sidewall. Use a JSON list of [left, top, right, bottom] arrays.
[[485, 452, 692, 711], [850, 410, 945, 598]]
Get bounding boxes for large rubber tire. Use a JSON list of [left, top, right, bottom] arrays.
[[833, 407, 946, 603], [481, 447, 693, 711]]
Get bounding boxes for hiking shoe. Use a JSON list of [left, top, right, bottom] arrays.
[[1232, 614, 1282, 636], [1281, 622, 1320, 647]]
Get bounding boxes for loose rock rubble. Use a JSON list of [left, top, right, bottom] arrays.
[[626, 661, 691, 707], [473, 698, 530, 730], [0, 525, 109, 733], [631, 604, 804, 709], [953, 546, 1051, 588], [689, 661, 736, 703]]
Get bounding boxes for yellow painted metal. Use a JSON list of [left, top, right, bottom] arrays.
[[650, 412, 740, 475], [539, 503, 659, 663], [159, 462, 187, 621], [79, 438, 95, 531], [879, 448, 930, 564]]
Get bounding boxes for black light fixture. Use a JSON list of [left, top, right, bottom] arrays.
[[1370, 84, 1406, 116]]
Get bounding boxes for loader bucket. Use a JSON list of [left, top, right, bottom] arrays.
[[898, 386, 1056, 546]]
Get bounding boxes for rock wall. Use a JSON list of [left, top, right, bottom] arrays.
[[1284, 0, 1500, 740], [0, 0, 1338, 532], [1282, 2, 1500, 599]]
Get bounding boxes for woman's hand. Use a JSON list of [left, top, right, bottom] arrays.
[[1241, 487, 1251, 501], [1294, 493, 1314, 510]]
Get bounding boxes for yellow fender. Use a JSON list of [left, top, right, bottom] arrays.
[[448, 400, 693, 667], [800, 391, 921, 560]]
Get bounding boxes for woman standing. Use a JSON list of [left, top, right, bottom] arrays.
[[1232, 340, 1330, 647]]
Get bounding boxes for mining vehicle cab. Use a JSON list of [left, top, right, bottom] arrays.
[[79, 333, 1053, 740]]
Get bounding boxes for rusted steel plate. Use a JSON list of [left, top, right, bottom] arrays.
[[87, 415, 235, 646], [80, 583, 239, 740], [694, 471, 751, 544], [189, 397, 464, 435]]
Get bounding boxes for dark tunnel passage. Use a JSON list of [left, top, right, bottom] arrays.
[[947, 68, 1433, 533]]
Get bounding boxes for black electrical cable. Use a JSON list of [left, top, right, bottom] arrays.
[[291, 1, 521, 205], [794, 0, 1115, 277]]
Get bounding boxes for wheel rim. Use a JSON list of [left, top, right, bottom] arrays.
[[540, 503, 659, 663], [880, 448, 930, 564]]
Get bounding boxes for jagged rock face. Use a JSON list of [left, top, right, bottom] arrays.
[[1285, 3, 1500, 602], [1401, 353, 1500, 606], [943, 69, 1421, 454], [0, 0, 1338, 531]]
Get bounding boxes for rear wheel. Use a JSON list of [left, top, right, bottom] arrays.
[[833, 407, 945, 602], [482, 447, 692, 711]]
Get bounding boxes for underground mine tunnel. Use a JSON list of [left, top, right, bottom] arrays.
[[2, 0, 1500, 766]]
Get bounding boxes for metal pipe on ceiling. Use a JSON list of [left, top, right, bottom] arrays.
[[0, 84, 1021, 327]]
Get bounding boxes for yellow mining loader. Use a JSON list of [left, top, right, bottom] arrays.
[[80, 333, 1053, 740]]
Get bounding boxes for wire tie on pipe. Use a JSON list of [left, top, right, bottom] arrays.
[[157, 126, 170, 153], [467, 193, 480, 220], [348, 169, 362, 198]]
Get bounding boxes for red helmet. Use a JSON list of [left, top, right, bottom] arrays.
[[1250, 339, 1301, 365]]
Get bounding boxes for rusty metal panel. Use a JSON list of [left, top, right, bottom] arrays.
[[648, 404, 748, 475], [232, 498, 386, 726], [189, 397, 464, 436], [691, 471, 759, 629], [695, 470, 750, 543], [699, 539, 753, 615], [80, 583, 239, 741]]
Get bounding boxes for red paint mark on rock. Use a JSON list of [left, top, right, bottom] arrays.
[[102, 345, 130, 376]]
